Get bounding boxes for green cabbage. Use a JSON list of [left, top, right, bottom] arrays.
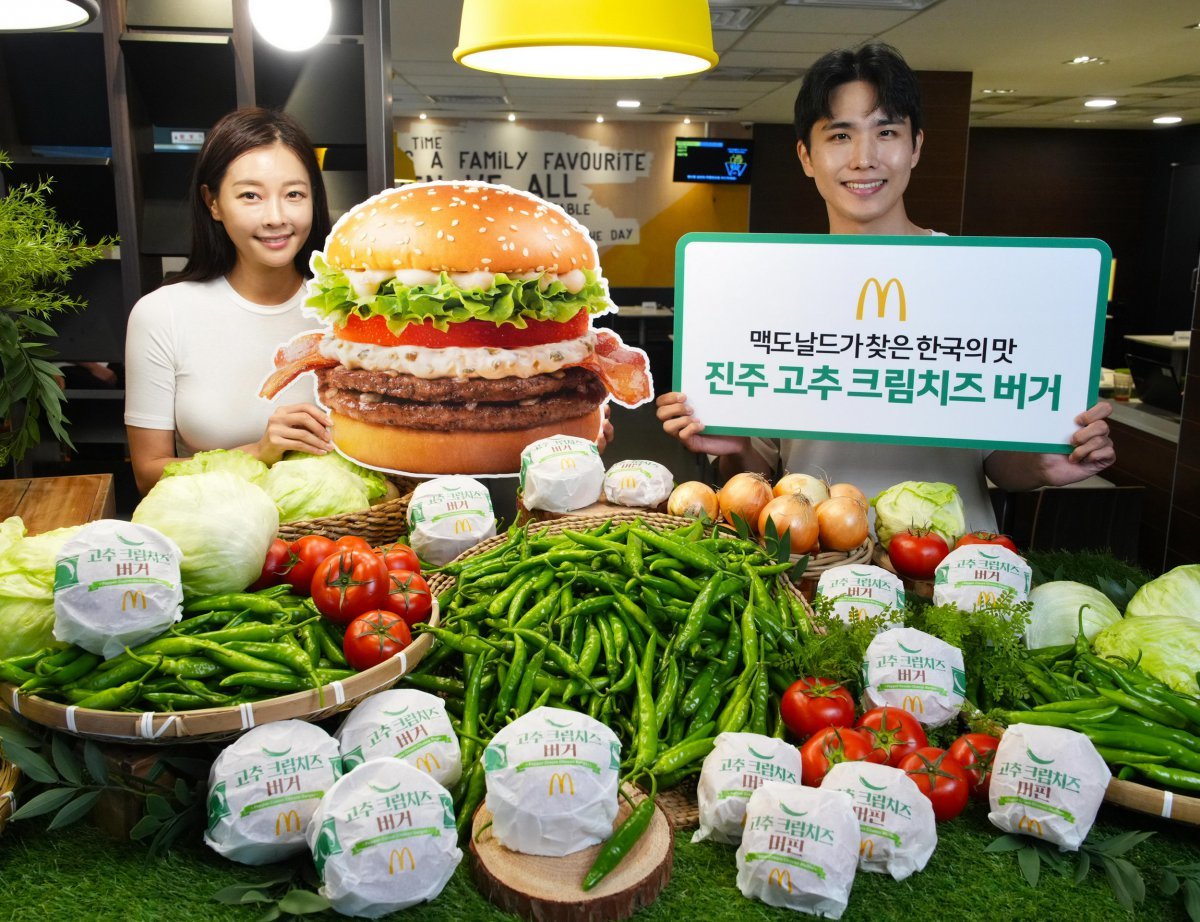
[[162, 448, 268, 483], [260, 452, 387, 523], [1024, 580, 1122, 649], [872, 481, 966, 550], [0, 520, 80, 658], [132, 471, 278, 598], [1093, 615, 1200, 696], [306, 255, 610, 333], [1124, 564, 1200, 622]]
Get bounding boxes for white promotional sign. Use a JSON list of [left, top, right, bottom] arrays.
[[674, 235, 1109, 452]]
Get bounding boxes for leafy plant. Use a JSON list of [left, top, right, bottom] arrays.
[[212, 866, 331, 921], [0, 151, 117, 466], [0, 719, 205, 855], [1160, 861, 1200, 921]]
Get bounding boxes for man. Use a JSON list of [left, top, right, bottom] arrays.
[[657, 43, 1114, 530]]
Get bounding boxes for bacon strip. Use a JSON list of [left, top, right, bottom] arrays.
[[569, 329, 654, 408], [258, 332, 338, 399]]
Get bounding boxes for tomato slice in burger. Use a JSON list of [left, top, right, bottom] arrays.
[[338, 312, 588, 350]]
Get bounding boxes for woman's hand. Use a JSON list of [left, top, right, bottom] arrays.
[[655, 391, 750, 456], [596, 403, 615, 453], [251, 403, 332, 464], [985, 401, 1116, 490]]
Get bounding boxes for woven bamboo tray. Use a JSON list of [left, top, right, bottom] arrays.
[[790, 538, 875, 600], [0, 603, 439, 745], [0, 757, 17, 836], [276, 477, 419, 545], [1104, 776, 1200, 826]]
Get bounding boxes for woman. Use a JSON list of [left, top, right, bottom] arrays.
[[124, 108, 335, 494]]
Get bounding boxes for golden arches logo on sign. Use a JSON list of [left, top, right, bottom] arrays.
[[548, 772, 576, 796], [388, 847, 415, 873], [121, 590, 147, 611], [860, 839, 875, 859], [856, 277, 907, 322], [767, 868, 794, 893], [901, 695, 925, 715], [415, 754, 442, 774], [1017, 815, 1044, 837], [275, 810, 301, 836], [454, 519, 475, 535]]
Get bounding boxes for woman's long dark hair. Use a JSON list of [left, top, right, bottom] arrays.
[[166, 107, 331, 286]]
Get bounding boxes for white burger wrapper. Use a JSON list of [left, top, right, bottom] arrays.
[[735, 782, 860, 919], [933, 544, 1031, 610], [482, 706, 620, 856], [336, 689, 462, 790], [862, 627, 966, 728], [406, 476, 496, 566], [519, 435, 604, 513], [205, 720, 341, 865], [814, 564, 905, 627], [988, 724, 1110, 851], [53, 519, 184, 659], [821, 761, 936, 881], [693, 732, 802, 845], [603, 459, 673, 508], [307, 758, 461, 918]]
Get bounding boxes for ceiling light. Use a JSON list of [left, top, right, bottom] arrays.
[[0, 0, 96, 31], [1154, 115, 1183, 125], [596, 115, 605, 123], [507, 112, 517, 122], [454, 0, 718, 80], [1084, 98, 1118, 108], [249, 0, 331, 51], [981, 88, 1015, 95], [1067, 55, 1106, 65], [683, 117, 692, 125], [419, 112, 428, 120], [616, 99, 641, 108]]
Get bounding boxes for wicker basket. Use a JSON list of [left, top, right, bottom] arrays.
[[276, 477, 419, 545], [1104, 776, 1200, 826], [0, 757, 17, 836], [790, 538, 875, 600], [0, 604, 439, 745]]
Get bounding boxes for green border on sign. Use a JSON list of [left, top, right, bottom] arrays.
[[671, 232, 1111, 454]]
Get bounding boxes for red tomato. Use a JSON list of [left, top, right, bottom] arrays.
[[343, 610, 413, 671], [375, 542, 421, 573], [855, 706, 929, 767], [897, 746, 971, 821], [954, 531, 1019, 554], [286, 534, 338, 594], [250, 537, 292, 591], [947, 733, 1002, 798], [800, 726, 874, 786], [780, 678, 856, 739], [382, 569, 433, 628], [335, 535, 374, 554], [337, 312, 588, 350], [888, 528, 950, 580], [311, 549, 390, 624]]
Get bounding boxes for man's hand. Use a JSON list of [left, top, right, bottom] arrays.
[[655, 391, 750, 456], [986, 401, 1116, 490]]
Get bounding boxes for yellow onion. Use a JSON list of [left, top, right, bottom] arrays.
[[829, 482, 868, 507], [718, 472, 773, 528], [817, 495, 869, 551], [667, 481, 719, 521], [758, 493, 819, 553], [774, 472, 830, 506]]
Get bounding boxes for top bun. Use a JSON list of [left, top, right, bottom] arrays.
[[324, 181, 597, 276]]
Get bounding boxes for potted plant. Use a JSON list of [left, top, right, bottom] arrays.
[[0, 152, 117, 467]]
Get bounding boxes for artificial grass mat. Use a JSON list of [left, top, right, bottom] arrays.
[[1, 797, 1196, 921]]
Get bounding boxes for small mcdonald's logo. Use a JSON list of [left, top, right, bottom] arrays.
[[548, 772, 576, 796], [121, 590, 147, 611], [860, 839, 875, 859], [976, 591, 999, 608], [619, 474, 638, 490], [415, 753, 442, 774], [454, 519, 475, 535], [856, 277, 907, 322], [388, 847, 415, 873], [560, 457, 577, 471], [767, 868, 793, 893], [1017, 815, 1044, 837], [275, 810, 301, 836], [901, 695, 925, 715]]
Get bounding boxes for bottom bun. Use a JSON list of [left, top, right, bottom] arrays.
[[330, 408, 604, 476]]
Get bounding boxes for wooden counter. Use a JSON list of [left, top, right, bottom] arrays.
[[0, 474, 116, 534]]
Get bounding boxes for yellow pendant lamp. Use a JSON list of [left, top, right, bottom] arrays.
[[454, 0, 718, 80]]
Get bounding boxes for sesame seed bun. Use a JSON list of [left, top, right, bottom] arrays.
[[324, 181, 597, 276]]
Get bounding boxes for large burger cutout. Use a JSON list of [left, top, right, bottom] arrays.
[[260, 181, 653, 477]]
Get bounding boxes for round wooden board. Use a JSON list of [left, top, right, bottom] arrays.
[[469, 787, 674, 922]]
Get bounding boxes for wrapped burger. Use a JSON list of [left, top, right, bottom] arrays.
[[932, 544, 1031, 611], [336, 688, 462, 789], [814, 564, 905, 627], [862, 626, 966, 727], [205, 720, 341, 865], [52, 519, 184, 659], [307, 758, 461, 917], [406, 475, 496, 566], [603, 459, 673, 508], [693, 732, 802, 844], [482, 706, 620, 856], [519, 435, 605, 513]]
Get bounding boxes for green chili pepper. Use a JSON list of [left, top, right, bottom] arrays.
[[651, 737, 716, 777], [512, 587, 563, 631], [183, 592, 287, 615], [677, 575, 720, 650], [1128, 763, 1200, 792], [630, 526, 723, 573], [654, 659, 680, 734], [21, 651, 101, 692], [459, 649, 492, 768], [680, 662, 718, 717], [313, 619, 348, 666], [632, 656, 659, 771], [417, 626, 499, 657], [456, 758, 487, 840], [495, 634, 527, 715], [1095, 747, 1171, 766], [563, 622, 603, 704], [0, 662, 35, 686], [582, 782, 657, 891], [143, 692, 211, 710], [75, 660, 160, 710], [298, 622, 322, 669], [514, 649, 546, 716], [218, 671, 309, 693]]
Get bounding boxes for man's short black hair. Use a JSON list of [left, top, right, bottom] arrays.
[[793, 43, 923, 150]]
